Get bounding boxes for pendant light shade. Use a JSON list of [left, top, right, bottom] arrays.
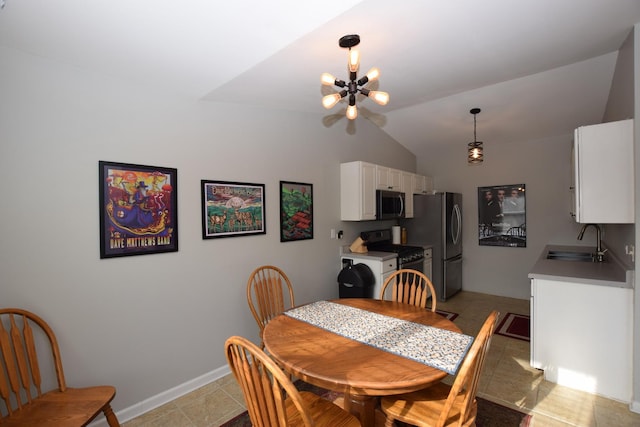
[[321, 34, 389, 120], [468, 108, 484, 164]]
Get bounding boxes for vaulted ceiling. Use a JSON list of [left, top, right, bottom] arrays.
[[1, 1, 639, 159]]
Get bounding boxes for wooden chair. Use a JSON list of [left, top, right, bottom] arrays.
[[0, 308, 120, 426], [380, 310, 500, 427], [225, 335, 361, 427], [247, 265, 295, 348], [379, 269, 437, 311]]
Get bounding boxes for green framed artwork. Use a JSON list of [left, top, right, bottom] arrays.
[[280, 181, 313, 242]]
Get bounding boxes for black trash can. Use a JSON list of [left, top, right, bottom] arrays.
[[338, 263, 375, 298]]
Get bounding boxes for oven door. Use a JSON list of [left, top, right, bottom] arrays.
[[398, 257, 432, 300], [400, 257, 424, 273]]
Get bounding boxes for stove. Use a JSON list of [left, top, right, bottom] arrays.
[[360, 229, 425, 268]]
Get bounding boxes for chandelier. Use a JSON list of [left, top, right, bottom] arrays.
[[468, 108, 484, 164], [321, 34, 389, 120]]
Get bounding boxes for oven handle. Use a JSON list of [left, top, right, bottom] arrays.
[[399, 257, 425, 270]]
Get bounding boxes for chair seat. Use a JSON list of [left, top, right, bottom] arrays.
[[381, 382, 477, 427], [285, 391, 361, 427], [0, 386, 117, 426]]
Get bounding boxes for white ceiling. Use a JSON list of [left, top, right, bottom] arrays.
[[1, 0, 639, 159]]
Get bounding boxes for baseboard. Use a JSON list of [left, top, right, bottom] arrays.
[[630, 399, 640, 414], [89, 365, 232, 426]]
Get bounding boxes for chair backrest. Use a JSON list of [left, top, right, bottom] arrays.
[[438, 310, 499, 427], [246, 265, 295, 346], [225, 335, 314, 427], [379, 269, 437, 311], [0, 308, 66, 416]]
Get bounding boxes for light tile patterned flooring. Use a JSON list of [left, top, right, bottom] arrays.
[[122, 291, 640, 427]]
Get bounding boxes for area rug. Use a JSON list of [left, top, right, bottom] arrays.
[[220, 381, 531, 427], [495, 312, 530, 342], [435, 309, 459, 321]]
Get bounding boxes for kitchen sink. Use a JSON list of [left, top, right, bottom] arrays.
[[546, 250, 595, 262]]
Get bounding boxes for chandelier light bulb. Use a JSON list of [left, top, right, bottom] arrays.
[[364, 67, 380, 82], [322, 93, 342, 109], [321, 73, 337, 86], [348, 49, 360, 73], [346, 104, 358, 120], [368, 90, 390, 106]]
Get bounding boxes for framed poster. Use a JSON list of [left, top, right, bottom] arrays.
[[280, 181, 313, 242], [99, 161, 178, 258], [201, 180, 266, 239], [478, 184, 526, 247]]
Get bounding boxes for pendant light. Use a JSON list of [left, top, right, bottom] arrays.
[[468, 108, 484, 164], [321, 34, 389, 120]]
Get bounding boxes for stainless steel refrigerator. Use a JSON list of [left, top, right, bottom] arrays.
[[403, 192, 462, 301]]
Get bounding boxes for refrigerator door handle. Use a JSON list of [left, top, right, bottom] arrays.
[[451, 203, 462, 245]]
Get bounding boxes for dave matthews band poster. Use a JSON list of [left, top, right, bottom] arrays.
[[99, 161, 178, 258]]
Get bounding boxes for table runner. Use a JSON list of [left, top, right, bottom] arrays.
[[285, 300, 473, 375]]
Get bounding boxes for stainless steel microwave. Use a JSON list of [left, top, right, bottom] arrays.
[[376, 190, 405, 220]]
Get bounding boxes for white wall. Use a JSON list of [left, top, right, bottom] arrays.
[[418, 135, 585, 300], [0, 46, 416, 414]]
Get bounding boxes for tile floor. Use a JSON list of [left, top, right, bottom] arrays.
[[122, 291, 640, 427]]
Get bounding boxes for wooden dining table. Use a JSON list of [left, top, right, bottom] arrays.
[[263, 298, 465, 427]]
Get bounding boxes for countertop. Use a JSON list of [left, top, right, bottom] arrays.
[[528, 244, 634, 288], [340, 250, 398, 261]]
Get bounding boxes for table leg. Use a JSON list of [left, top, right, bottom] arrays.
[[342, 391, 378, 427]]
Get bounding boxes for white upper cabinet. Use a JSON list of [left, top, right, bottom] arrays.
[[401, 172, 414, 218], [341, 161, 377, 221], [573, 119, 634, 223], [412, 174, 433, 194], [376, 165, 402, 191], [341, 161, 433, 221]]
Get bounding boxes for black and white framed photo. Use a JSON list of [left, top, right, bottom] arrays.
[[478, 184, 526, 247]]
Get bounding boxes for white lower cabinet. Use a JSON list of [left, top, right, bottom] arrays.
[[341, 255, 397, 300], [423, 248, 433, 281], [530, 278, 632, 402]]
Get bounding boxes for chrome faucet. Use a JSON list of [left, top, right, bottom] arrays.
[[577, 223, 606, 262]]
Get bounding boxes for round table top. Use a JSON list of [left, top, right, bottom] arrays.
[[263, 298, 462, 396]]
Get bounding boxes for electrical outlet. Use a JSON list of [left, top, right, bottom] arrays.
[[330, 229, 336, 239], [625, 244, 635, 262]]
